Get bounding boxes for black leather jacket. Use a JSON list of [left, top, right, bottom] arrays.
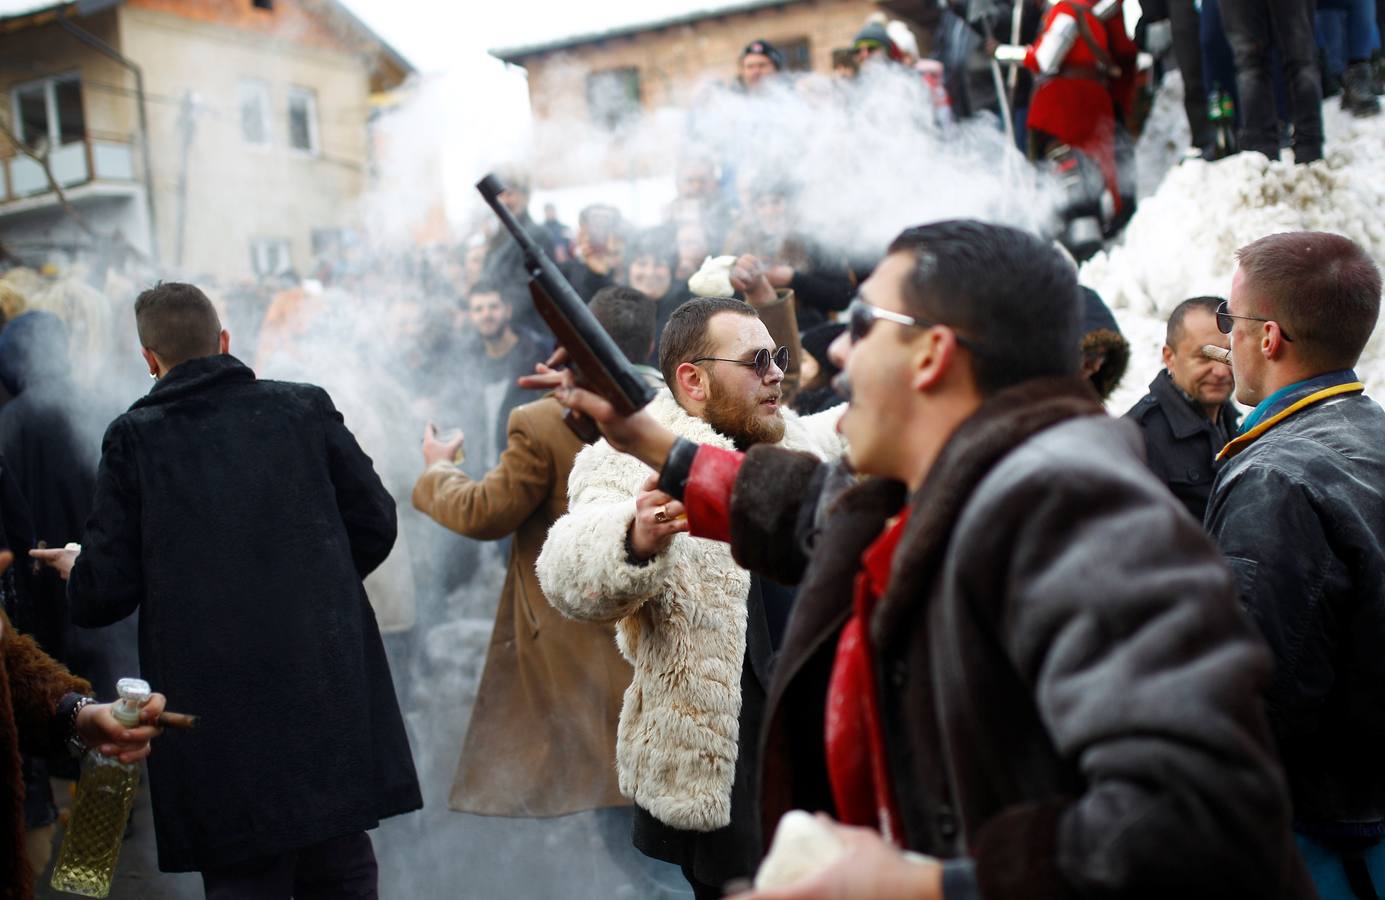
[[1206, 391, 1385, 838], [1124, 370, 1240, 522]]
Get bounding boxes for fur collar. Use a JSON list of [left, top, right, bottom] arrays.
[[871, 376, 1105, 645]]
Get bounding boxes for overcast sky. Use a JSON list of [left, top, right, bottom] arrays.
[[339, 0, 721, 72]]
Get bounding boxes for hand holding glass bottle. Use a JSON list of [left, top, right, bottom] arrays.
[[73, 690, 168, 764]]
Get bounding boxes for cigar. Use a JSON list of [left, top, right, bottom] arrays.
[[155, 711, 198, 730], [1201, 344, 1232, 366]]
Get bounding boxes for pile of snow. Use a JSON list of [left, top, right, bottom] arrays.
[[1081, 103, 1385, 414], [1134, 70, 1194, 200]]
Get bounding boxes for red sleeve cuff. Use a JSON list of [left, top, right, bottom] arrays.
[[684, 446, 744, 544]]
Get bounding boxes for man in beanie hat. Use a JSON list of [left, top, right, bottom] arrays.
[[854, 18, 903, 65], [740, 39, 785, 90]]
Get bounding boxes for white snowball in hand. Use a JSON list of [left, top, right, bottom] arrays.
[[753, 810, 848, 890], [688, 255, 738, 298]]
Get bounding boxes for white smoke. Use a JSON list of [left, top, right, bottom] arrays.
[[468, 61, 1063, 255]]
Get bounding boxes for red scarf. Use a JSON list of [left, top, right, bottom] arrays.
[[824, 507, 911, 844]]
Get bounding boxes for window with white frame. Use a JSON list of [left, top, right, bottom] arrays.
[[239, 81, 271, 146], [10, 74, 85, 152], [286, 87, 319, 155], [250, 238, 293, 278]]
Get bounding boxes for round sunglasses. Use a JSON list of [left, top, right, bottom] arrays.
[[691, 345, 790, 378]]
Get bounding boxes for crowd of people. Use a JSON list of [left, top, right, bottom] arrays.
[[1, 3, 1384, 900]]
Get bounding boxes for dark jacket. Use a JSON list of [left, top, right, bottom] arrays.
[[559, 258, 616, 305], [452, 327, 549, 479], [66, 355, 421, 873], [1124, 369, 1240, 521], [0, 311, 137, 699], [726, 377, 1311, 899], [1206, 390, 1385, 836]]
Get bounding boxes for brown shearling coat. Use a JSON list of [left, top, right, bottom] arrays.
[[412, 396, 631, 817], [2, 608, 89, 900], [726, 377, 1314, 900]]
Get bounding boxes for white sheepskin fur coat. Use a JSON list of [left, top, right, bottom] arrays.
[[537, 389, 845, 832]]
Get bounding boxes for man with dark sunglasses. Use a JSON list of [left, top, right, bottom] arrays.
[[535, 290, 846, 898], [525, 219, 1311, 900], [1204, 231, 1385, 898]]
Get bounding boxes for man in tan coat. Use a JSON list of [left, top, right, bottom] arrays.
[[410, 288, 657, 824]]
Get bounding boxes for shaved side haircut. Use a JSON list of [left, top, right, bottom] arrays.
[[134, 282, 222, 368]]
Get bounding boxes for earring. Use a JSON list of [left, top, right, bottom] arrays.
[[149, 371, 157, 379]]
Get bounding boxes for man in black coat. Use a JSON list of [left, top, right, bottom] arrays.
[[1205, 232, 1385, 896], [33, 282, 421, 897], [1125, 296, 1240, 521], [0, 311, 138, 701], [529, 221, 1312, 899]]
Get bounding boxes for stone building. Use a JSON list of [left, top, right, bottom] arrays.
[[0, 0, 412, 279]]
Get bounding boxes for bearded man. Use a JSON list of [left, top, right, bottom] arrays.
[[536, 290, 843, 899]]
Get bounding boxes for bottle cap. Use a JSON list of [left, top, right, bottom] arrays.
[[114, 677, 152, 727]]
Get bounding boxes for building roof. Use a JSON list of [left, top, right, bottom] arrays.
[[0, 0, 113, 29], [490, 0, 806, 63], [322, 0, 415, 85], [0, 0, 414, 86]]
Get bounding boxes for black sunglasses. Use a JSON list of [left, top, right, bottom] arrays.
[[1216, 300, 1293, 342], [847, 298, 980, 352], [691, 345, 790, 378]]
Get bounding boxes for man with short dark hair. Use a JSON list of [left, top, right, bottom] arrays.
[[1205, 231, 1385, 896], [32, 281, 421, 898], [458, 282, 547, 476], [134, 281, 223, 362], [532, 219, 1311, 899], [537, 278, 838, 898], [1125, 295, 1240, 520], [589, 284, 665, 380]]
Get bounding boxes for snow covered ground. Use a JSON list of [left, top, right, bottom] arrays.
[[1082, 98, 1385, 415]]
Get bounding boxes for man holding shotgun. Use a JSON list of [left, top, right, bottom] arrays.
[[523, 220, 1311, 899]]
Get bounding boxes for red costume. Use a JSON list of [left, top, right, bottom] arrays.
[[1024, 0, 1138, 207]]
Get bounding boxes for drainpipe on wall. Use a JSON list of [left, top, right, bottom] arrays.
[[57, 15, 160, 265]]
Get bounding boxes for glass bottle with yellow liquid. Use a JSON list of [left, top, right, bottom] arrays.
[[50, 677, 150, 897]]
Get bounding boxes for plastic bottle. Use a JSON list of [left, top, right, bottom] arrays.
[[50, 677, 150, 898]]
